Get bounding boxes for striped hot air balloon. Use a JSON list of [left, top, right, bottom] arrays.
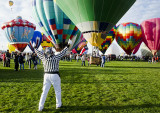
[[98, 27, 116, 54], [32, 0, 79, 51]]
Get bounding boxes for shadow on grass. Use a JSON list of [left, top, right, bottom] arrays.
[[106, 66, 160, 69], [43, 104, 160, 112], [61, 80, 149, 84], [0, 68, 43, 83]]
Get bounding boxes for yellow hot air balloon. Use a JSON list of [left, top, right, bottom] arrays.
[[41, 34, 54, 50], [9, 1, 14, 6], [7, 43, 16, 53]]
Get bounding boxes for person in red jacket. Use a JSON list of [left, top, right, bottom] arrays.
[[156, 56, 159, 62], [2, 52, 6, 67]]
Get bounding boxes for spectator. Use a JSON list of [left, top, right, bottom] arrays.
[[18, 53, 25, 70], [14, 51, 19, 71], [5, 50, 11, 67], [76, 54, 79, 62], [88, 57, 90, 66], [32, 53, 38, 70], [28, 53, 32, 69], [148, 57, 152, 64], [101, 55, 105, 68], [70, 54, 72, 62], [2, 52, 6, 67], [25, 53, 29, 65], [81, 54, 86, 66]]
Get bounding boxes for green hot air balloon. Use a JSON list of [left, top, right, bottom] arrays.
[[55, 0, 136, 47]]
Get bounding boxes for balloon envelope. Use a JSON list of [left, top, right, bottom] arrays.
[[80, 45, 88, 55], [28, 31, 42, 51], [116, 22, 142, 55], [141, 18, 160, 55], [9, 1, 14, 6], [132, 39, 142, 54], [98, 27, 116, 54], [32, 0, 79, 51], [1, 16, 36, 52], [7, 43, 16, 53], [41, 33, 54, 50], [72, 38, 87, 54], [55, 0, 136, 47]]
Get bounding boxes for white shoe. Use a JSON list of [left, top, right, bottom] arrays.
[[56, 106, 62, 109], [38, 106, 43, 111]]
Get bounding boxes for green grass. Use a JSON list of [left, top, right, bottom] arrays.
[[1, 60, 160, 113]]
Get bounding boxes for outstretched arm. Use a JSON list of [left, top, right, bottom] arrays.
[[34, 49, 44, 60], [55, 46, 69, 59]]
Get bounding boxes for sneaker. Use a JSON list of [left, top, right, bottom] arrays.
[[38, 106, 44, 111], [56, 106, 62, 109]]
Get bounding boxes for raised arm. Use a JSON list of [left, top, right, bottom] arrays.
[[55, 46, 68, 59], [34, 49, 44, 60]]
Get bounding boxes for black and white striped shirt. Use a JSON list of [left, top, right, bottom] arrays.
[[35, 47, 68, 73]]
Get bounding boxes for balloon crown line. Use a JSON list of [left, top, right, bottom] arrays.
[[1, 16, 36, 30]]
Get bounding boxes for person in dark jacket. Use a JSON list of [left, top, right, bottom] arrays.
[[32, 53, 38, 70], [14, 51, 19, 71], [18, 53, 25, 70], [28, 53, 32, 69], [5, 50, 11, 67]]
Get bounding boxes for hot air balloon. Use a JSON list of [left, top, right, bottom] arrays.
[[7, 43, 16, 53], [28, 31, 42, 51], [1, 16, 36, 52], [41, 33, 54, 50], [55, 0, 136, 47], [80, 45, 88, 55], [32, 0, 79, 51], [141, 18, 160, 55], [98, 27, 116, 54], [72, 38, 87, 54], [9, 1, 14, 11], [116, 22, 142, 55], [68, 31, 84, 51], [9, 1, 13, 6], [132, 39, 142, 54], [72, 49, 77, 54]]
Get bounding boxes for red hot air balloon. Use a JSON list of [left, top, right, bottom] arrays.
[[141, 18, 160, 55]]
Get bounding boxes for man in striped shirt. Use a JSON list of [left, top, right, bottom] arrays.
[[33, 41, 72, 111]]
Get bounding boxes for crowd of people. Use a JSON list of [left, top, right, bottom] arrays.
[[62, 52, 107, 68], [2, 50, 39, 71], [2, 49, 159, 71], [148, 56, 159, 64]]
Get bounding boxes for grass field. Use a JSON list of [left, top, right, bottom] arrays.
[[1, 60, 160, 113]]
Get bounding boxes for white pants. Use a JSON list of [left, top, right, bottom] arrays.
[[39, 73, 62, 109]]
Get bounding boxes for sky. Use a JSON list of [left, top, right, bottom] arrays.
[[0, 0, 160, 55]]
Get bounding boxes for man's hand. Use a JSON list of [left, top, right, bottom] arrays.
[[32, 42, 36, 48], [68, 39, 72, 45]]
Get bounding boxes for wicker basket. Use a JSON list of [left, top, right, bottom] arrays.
[[89, 56, 101, 65]]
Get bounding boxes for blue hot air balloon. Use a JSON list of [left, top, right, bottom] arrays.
[[1, 16, 36, 52], [28, 31, 42, 51]]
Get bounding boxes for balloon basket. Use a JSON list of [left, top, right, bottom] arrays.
[[89, 56, 101, 65]]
